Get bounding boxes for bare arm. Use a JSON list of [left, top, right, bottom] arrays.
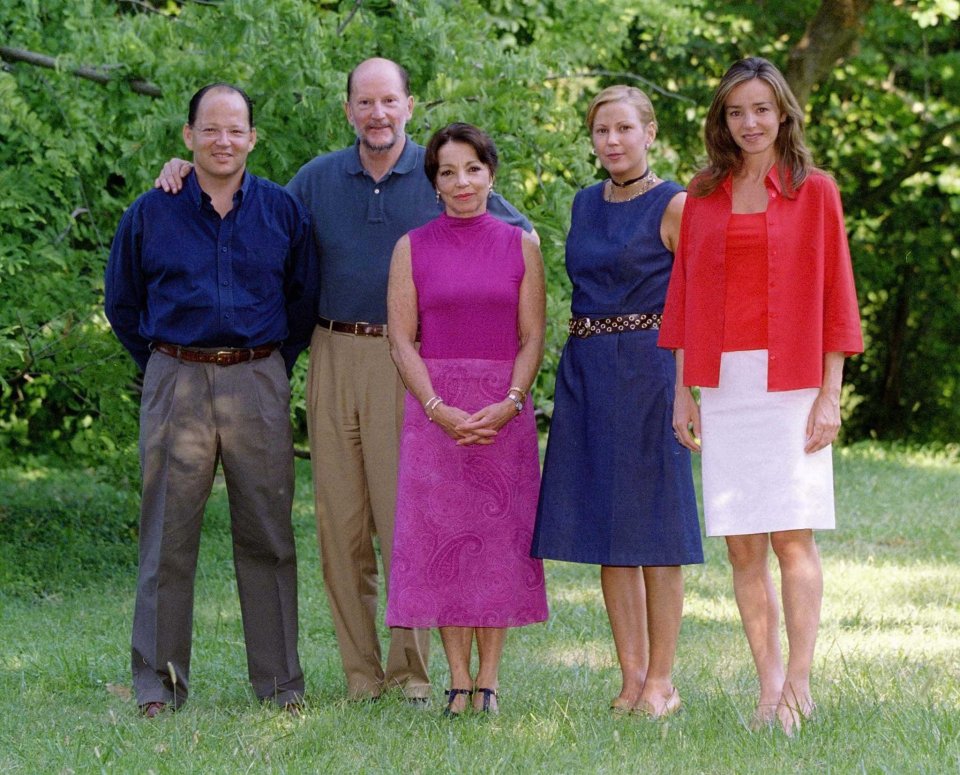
[[660, 191, 686, 254], [457, 231, 546, 442], [154, 157, 193, 193], [671, 348, 701, 452], [386, 236, 478, 443], [804, 351, 845, 453]]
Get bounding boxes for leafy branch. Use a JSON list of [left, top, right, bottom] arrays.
[[0, 44, 162, 97]]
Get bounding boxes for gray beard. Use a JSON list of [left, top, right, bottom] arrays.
[[359, 131, 397, 153]]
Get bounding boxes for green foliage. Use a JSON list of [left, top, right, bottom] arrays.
[[1, 0, 958, 467], [817, 2, 960, 441], [607, 0, 960, 442], [0, 464, 139, 596]]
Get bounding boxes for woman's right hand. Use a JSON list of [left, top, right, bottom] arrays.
[[431, 404, 497, 446], [154, 158, 193, 193], [673, 388, 701, 452]]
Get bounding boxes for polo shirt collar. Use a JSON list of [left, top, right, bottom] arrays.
[[344, 134, 419, 178]]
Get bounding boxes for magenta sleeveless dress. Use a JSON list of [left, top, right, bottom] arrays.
[[385, 212, 548, 628]]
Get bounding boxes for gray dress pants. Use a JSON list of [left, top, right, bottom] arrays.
[[131, 350, 303, 708]]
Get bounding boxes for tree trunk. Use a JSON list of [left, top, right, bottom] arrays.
[[784, 0, 876, 106]]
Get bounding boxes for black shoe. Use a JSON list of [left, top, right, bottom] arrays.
[[441, 688, 472, 718], [474, 687, 499, 714]]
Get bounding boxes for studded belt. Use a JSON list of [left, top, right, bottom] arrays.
[[568, 313, 663, 339]]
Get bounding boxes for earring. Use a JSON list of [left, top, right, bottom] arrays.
[[435, 190, 440, 204]]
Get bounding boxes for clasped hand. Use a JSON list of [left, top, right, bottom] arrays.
[[432, 400, 517, 446]]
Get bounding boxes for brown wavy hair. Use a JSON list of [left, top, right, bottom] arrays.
[[692, 57, 813, 198]]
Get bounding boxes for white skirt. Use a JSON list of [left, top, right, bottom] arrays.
[[700, 350, 835, 537]]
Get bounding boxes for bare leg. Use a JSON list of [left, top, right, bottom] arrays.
[[472, 627, 507, 712], [600, 565, 648, 709], [636, 565, 684, 716], [439, 626, 474, 715], [726, 533, 785, 727], [771, 529, 821, 735]]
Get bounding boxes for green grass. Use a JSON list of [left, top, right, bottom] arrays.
[[1, 442, 958, 773]]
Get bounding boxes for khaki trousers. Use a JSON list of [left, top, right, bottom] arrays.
[[132, 350, 304, 708], [306, 325, 430, 699]]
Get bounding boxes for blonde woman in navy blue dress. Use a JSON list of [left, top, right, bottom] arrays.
[[532, 86, 703, 717]]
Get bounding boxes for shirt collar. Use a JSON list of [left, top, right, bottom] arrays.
[[345, 134, 419, 178], [720, 164, 787, 197], [185, 169, 254, 209]]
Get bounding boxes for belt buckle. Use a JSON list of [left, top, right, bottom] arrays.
[[575, 317, 591, 338], [215, 350, 234, 366]]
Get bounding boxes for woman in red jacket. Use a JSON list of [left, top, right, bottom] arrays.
[[659, 57, 863, 735]]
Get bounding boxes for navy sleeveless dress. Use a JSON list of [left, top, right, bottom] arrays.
[[531, 181, 703, 566]]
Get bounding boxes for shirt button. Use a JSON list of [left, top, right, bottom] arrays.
[[374, 188, 380, 194], [221, 247, 227, 252], [222, 281, 229, 286]]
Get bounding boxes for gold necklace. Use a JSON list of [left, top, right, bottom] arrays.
[[604, 173, 661, 203]]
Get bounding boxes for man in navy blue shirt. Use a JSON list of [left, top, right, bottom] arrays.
[[156, 59, 531, 704], [106, 83, 317, 717]]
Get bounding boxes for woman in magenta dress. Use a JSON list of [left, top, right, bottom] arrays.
[[386, 123, 547, 716]]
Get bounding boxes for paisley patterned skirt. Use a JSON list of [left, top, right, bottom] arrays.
[[386, 358, 548, 628]]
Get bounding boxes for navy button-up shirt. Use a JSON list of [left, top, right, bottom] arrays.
[[105, 172, 319, 373]]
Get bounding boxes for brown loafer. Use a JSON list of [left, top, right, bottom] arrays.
[[140, 701, 167, 719]]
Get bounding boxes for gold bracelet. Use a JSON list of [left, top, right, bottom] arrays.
[[508, 385, 527, 400]]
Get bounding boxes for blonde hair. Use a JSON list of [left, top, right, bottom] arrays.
[[693, 57, 813, 198], [585, 85, 657, 131]]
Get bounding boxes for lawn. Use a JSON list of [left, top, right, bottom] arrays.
[[0, 443, 957, 773]]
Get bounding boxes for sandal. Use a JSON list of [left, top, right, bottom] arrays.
[[610, 696, 634, 715], [442, 688, 473, 718], [474, 687, 499, 714], [632, 687, 682, 719]]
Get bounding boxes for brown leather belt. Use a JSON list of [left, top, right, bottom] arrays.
[[317, 316, 387, 337], [152, 342, 277, 366], [568, 313, 662, 339]]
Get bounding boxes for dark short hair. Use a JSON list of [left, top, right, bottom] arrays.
[[187, 83, 254, 128], [423, 123, 499, 185], [346, 60, 411, 100]]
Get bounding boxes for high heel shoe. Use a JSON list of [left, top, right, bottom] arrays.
[[473, 687, 499, 714], [609, 696, 634, 716], [442, 688, 473, 718], [632, 687, 682, 719]]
